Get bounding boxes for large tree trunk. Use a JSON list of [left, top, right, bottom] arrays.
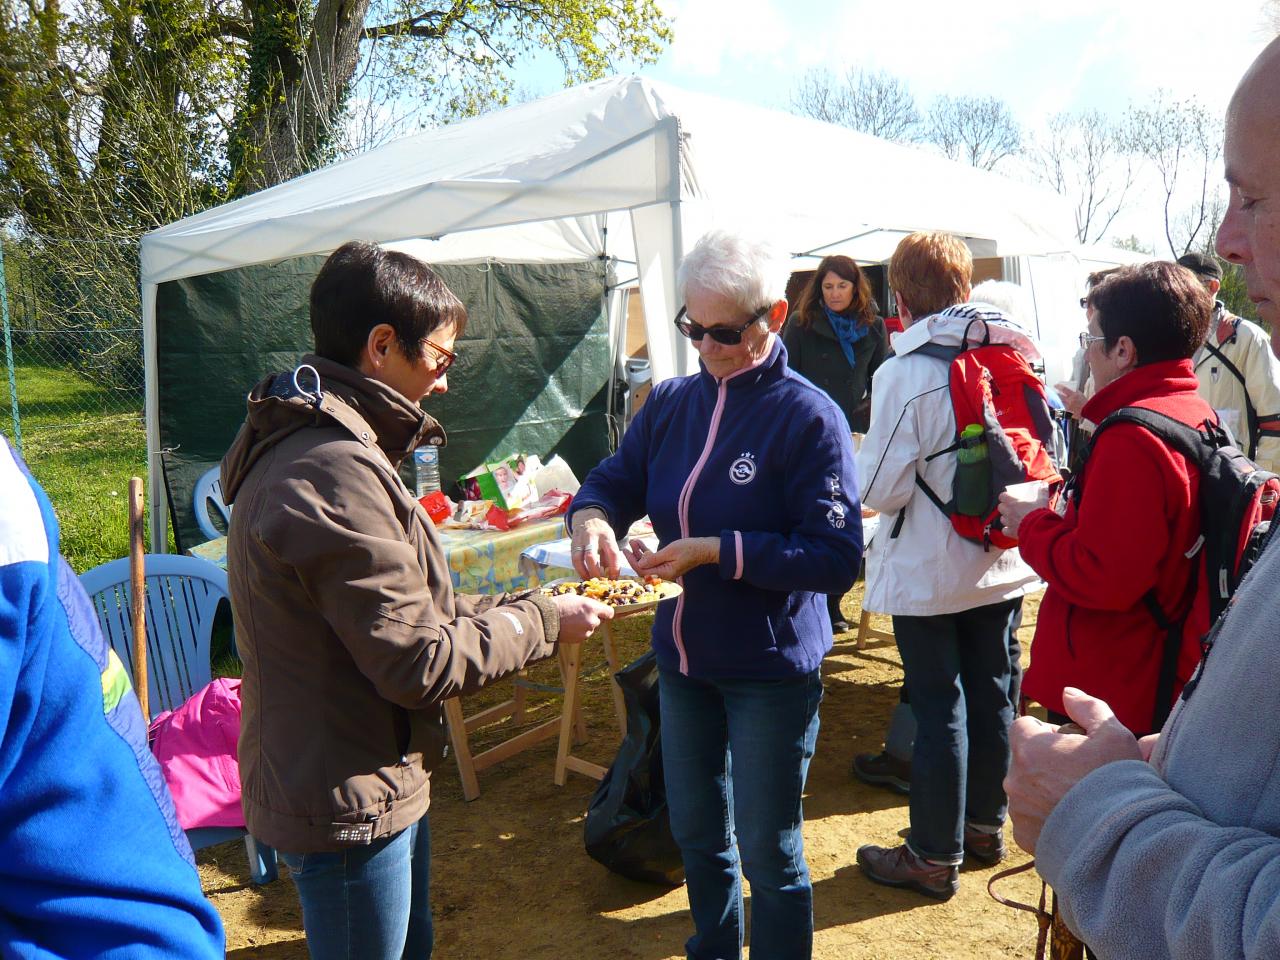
[[229, 0, 372, 195]]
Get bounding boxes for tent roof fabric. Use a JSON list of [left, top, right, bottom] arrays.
[[140, 76, 1075, 286]]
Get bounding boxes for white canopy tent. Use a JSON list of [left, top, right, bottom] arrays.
[[140, 74, 1079, 545]]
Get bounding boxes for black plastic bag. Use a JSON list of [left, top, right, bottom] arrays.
[[583, 650, 685, 886]]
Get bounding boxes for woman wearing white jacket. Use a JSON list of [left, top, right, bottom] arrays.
[[853, 232, 1041, 901]]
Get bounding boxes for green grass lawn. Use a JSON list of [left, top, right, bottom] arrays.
[[3, 354, 240, 668], [2, 355, 149, 573]]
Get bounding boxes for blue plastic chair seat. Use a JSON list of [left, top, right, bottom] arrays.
[[79, 553, 277, 884]]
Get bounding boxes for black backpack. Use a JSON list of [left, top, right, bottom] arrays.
[[1083, 407, 1280, 729]]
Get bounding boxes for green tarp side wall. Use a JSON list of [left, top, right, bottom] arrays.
[[157, 257, 613, 551]]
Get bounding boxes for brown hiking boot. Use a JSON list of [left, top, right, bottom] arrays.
[[851, 751, 911, 795], [856, 843, 959, 901], [963, 825, 1006, 866]]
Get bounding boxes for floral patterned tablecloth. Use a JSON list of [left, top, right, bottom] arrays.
[[189, 516, 568, 597]]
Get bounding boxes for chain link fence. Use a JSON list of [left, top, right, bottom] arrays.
[[1, 227, 148, 570], [1, 230, 144, 448]]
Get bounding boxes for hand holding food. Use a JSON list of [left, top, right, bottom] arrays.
[[627, 536, 719, 581], [550, 593, 614, 644], [570, 507, 622, 579]]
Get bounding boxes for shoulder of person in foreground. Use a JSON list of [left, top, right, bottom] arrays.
[[1035, 535, 1280, 959], [0, 441, 224, 958]]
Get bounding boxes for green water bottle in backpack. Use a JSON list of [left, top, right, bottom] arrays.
[[954, 423, 990, 516]]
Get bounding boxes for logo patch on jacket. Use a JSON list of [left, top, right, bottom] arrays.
[[729, 453, 757, 485], [827, 501, 848, 529]]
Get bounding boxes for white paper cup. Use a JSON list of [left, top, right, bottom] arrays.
[[1003, 480, 1049, 506]]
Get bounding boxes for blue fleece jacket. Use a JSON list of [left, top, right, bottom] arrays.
[[0, 440, 224, 959], [1034, 528, 1280, 959], [570, 338, 863, 680]]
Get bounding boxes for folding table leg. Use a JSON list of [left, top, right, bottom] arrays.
[[553, 640, 584, 786], [512, 668, 529, 724], [443, 697, 480, 801], [599, 622, 627, 737]]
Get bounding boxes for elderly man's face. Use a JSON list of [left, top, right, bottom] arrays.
[[1217, 55, 1280, 357]]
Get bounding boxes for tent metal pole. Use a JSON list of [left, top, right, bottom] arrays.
[[142, 282, 166, 552], [0, 237, 21, 452]]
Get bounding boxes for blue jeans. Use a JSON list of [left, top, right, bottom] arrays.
[[278, 816, 432, 960], [883, 600, 1024, 760], [659, 667, 823, 960], [893, 599, 1020, 864]]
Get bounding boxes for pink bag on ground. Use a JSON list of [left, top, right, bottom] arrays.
[[148, 677, 245, 830]]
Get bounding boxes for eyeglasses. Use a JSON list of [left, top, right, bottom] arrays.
[[1079, 297, 1089, 309], [1078, 332, 1107, 350], [674, 304, 771, 345], [423, 337, 456, 375]]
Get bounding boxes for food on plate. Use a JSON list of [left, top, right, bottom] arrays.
[[544, 576, 676, 606]]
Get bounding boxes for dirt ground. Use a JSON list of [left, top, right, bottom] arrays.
[[202, 586, 1048, 959]]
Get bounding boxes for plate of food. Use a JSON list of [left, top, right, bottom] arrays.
[[542, 575, 682, 614]]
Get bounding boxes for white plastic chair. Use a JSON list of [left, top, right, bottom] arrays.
[[193, 467, 231, 541], [79, 554, 277, 884]]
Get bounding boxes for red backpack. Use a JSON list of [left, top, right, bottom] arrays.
[[913, 311, 1063, 549], [1082, 407, 1280, 729]]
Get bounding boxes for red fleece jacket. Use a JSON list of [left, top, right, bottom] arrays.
[[1020, 359, 1216, 735]]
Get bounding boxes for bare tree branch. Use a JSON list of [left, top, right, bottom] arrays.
[[788, 67, 920, 142], [925, 94, 1021, 171], [1028, 110, 1135, 244], [1125, 91, 1224, 257]]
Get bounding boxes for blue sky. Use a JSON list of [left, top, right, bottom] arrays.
[[631, 0, 1272, 120], [512, 0, 1276, 251]]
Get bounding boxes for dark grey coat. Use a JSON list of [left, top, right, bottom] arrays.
[[783, 311, 889, 433]]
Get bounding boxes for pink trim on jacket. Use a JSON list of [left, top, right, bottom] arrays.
[[733, 531, 744, 580], [671, 345, 774, 673]]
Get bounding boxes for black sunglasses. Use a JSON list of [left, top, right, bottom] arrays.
[[674, 304, 771, 345]]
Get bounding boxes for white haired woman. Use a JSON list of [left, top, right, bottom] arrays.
[[567, 230, 864, 960]]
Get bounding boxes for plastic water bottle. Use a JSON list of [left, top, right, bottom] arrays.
[[413, 446, 441, 497], [954, 424, 991, 516]]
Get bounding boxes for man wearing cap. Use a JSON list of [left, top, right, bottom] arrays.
[[1179, 250, 1280, 472]]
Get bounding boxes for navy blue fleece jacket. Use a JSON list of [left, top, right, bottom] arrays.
[[570, 337, 862, 679]]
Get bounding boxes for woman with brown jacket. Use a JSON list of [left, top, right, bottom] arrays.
[[221, 241, 612, 960]]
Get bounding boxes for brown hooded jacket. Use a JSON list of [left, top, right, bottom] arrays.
[[221, 355, 559, 852]]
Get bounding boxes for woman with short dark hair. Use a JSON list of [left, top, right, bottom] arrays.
[[999, 260, 1217, 736], [222, 240, 611, 960]]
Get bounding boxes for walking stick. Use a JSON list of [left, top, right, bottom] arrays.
[[128, 476, 148, 723]]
